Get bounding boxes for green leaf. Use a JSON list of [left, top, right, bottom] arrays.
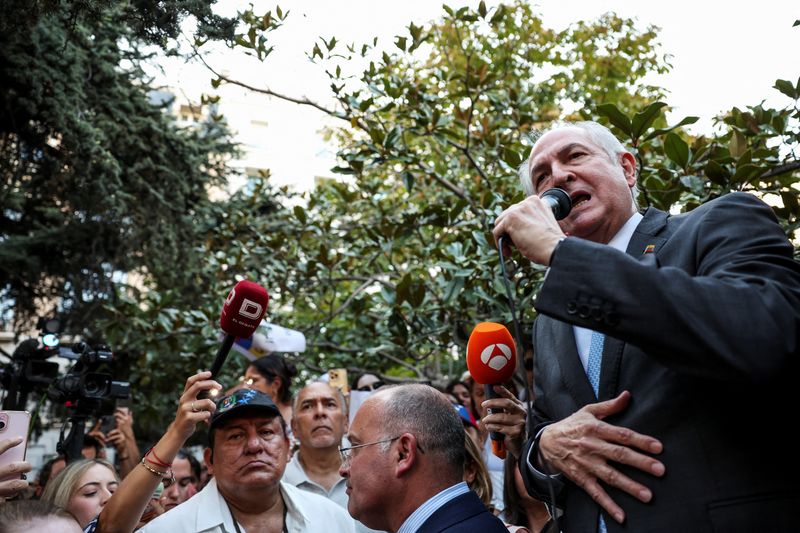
[[774, 79, 798, 99], [644, 116, 699, 141], [729, 131, 747, 158], [704, 160, 730, 185], [396, 273, 412, 304], [442, 277, 465, 304], [478, 1, 487, 18], [631, 102, 667, 140], [408, 281, 425, 308], [596, 103, 632, 135], [489, 4, 505, 24], [395, 36, 407, 51], [664, 133, 689, 168], [293, 205, 307, 224], [384, 125, 402, 148]]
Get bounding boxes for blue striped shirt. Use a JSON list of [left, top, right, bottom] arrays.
[[397, 482, 470, 533]]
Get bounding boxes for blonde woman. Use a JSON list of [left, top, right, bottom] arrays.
[[464, 432, 494, 512], [41, 458, 119, 530]]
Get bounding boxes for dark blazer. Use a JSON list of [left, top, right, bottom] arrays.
[[416, 490, 507, 533], [521, 193, 800, 532]]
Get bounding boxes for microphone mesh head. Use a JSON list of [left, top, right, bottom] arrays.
[[466, 322, 517, 384]]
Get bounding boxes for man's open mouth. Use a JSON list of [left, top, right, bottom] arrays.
[[572, 193, 590, 208]]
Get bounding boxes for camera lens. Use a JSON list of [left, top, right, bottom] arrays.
[[0, 420, 6, 431]]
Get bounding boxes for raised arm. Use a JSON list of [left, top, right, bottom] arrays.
[[95, 372, 220, 533]]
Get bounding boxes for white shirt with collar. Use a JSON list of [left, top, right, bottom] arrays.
[[137, 478, 355, 533], [571, 211, 642, 371]]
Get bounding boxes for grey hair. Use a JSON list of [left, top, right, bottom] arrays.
[[376, 384, 465, 478], [517, 120, 639, 205], [293, 381, 348, 416]]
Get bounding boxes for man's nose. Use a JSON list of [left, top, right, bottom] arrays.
[[245, 430, 266, 452], [551, 163, 574, 187]]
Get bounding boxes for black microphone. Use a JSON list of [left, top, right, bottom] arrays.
[[540, 187, 572, 220]]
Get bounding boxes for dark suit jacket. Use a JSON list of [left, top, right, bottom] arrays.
[[416, 490, 507, 533], [521, 193, 800, 532]]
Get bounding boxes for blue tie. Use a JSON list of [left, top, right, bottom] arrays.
[[586, 330, 607, 533], [586, 330, 604, 397]]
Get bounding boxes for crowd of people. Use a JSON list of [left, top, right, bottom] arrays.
[[2, 120, 798, 532], [0, 351, 547, 533]]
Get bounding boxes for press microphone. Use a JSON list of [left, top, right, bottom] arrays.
[[207, 280, 269, 383], [540, 187, 572, 220], [466, 322, 517, 459]]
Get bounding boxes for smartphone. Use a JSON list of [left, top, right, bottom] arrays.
[[328, 368, 350, 395], [99, 414, 117, 435], [0, 410, 31, 482]]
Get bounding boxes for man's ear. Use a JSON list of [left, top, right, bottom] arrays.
[[620, 151, 637, 186], [395, 433, 419, 477], [290, 415, 298, 436], [203, 447, 215, 476]]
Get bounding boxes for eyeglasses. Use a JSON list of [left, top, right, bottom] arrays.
[[339, 436, 425, 468], [357, 381, 384, 392]]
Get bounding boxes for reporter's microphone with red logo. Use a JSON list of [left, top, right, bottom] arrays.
[[209, 280, 269, 379], [466, 322, 517, 459]]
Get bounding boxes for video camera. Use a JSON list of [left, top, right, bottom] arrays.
[[1, 317, 62, 410], [1, 317, 129, 415], [49, 341, 130, 412]]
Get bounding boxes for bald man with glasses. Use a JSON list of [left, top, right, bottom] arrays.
[[339, 384, 506, 533]]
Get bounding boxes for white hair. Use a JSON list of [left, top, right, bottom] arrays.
[[517, 120, 639, 204]]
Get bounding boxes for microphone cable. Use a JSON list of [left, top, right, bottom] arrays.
[[497, 234, 560, 533]]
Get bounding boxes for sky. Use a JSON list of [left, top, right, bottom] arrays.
[[161, 1, 799, 192]]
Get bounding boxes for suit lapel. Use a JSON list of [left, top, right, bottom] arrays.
[[626, 206, 669, 257], [598, 207, 669, 399], [547, 318, 597, 406]]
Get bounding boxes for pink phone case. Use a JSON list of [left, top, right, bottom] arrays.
[[0, 410, 31, 482]]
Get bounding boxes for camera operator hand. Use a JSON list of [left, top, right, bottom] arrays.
[[0, 437, 32, 500], [107, 408, 139, 479], [95, 372, 220, 533]]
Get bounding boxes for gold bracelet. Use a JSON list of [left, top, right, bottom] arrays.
[[139, 457, 167, 477]]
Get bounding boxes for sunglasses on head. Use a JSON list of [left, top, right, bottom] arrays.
[[357, 381, 384, 392]]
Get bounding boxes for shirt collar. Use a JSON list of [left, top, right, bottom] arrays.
[[195, 478, 240, 532], [607, 211, 643, 252], [397, 482, 469, 533]]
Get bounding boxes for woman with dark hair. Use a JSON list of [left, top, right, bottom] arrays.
[[445, 379, 474, 413], [243, 354, 297, 425], [350, 372, 383, 392]]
